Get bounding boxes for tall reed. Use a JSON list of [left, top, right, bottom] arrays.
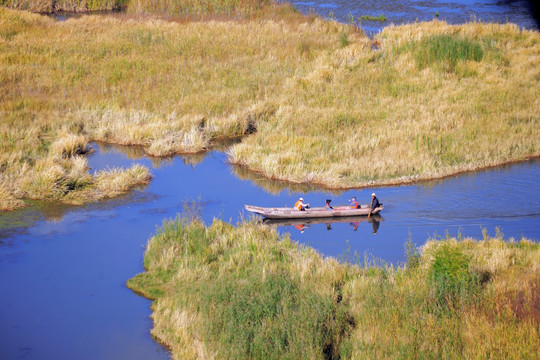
[[1, 0, 127, 12], [127, 0, 273, 17]]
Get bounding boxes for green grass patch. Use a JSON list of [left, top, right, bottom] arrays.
[[360, 14, 387, 22], [401, 34, 484, 71], [129, 218, 355, 359]]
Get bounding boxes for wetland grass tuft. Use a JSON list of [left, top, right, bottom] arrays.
[[129, 218, 540, 359], [359, 14, 386, 22], [399, 34, 484, 71], [127, 0, 273, 17]]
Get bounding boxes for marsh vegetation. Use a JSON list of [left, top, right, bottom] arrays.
[[0, 3, 539, 210], [128, 218, 540, 359]]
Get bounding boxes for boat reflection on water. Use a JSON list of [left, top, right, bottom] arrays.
[[263, 214, 383, 234]]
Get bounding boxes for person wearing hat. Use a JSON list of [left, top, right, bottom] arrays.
[[368, 192, 380, 218], [294, 197, 310, 211], [370, 193, 380, 210], [349, 196, 359, 209]]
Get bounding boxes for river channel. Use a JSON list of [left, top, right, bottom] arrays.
[[1, 142, 539, 359], [2, 1, 540, 359]]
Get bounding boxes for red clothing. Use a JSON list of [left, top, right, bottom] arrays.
[[351, 200, 359, 209]]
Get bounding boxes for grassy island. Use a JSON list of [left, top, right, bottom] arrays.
[[1, 4, 539, 210], [128, 218, 540, 359]]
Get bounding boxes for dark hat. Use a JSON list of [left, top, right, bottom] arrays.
[[326, 199, 332, 203]]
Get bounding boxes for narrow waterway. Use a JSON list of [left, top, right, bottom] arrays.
[[1, 143, 539, 359]]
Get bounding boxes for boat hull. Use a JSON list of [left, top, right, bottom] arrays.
[[245, 204, 383, 219], [262, 214, 382, 226]]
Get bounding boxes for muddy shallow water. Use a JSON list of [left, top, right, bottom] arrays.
[[1, 142, 539, 359]]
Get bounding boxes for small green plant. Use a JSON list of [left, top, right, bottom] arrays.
[[360, 14, 387, 22], [404, 234, 420, 270], [339, 31, 349, 47]]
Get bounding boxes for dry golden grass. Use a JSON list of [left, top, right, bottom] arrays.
[[0, 7, 345, 209], [127, 0, 272, 18], [1, 0, 127, 13], [1, 8, 539, 210], [229, 21, 540, 188]]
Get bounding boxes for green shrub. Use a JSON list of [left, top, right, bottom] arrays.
[[428, 243, 482, 309]]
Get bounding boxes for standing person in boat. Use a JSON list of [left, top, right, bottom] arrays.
[[294, 197, 310, 211], [349, 196, 359, 209]]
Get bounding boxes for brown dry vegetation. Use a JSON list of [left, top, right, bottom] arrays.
[[0, 0, 127, 13], [1, 7, 539, 210], [0, 6, 343, 209], [128, 218, 540, 359]]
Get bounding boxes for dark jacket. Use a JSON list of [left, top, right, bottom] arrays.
[[371, 196, 380, 210]]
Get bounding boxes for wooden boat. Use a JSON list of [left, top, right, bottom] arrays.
[[244, 204, 383, 219], [262, 214, 383, 226]]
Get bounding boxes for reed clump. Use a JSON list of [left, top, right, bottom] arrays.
[[129, 218, 540, 359], [1, 0, 127, 13], [127, 0, 273, 18]]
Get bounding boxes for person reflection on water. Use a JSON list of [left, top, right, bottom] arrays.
[[371, 216, 380, 234], [295, 223, 306, 233]]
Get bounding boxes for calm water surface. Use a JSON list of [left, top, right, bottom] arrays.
[[286, 0, 539, 35], [2, 2, 540, 359], [1, 143, 539, 359]]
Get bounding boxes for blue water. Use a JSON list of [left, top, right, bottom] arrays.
[[285, 0, 539, 36]]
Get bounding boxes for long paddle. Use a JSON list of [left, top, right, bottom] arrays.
[[368, 196, 374, 218]]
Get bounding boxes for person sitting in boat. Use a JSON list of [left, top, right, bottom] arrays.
[[370, 193, 380, 210], [294, 197, 309, 211], [349, 196, 359, 209], [325, 199, 333, 210]]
